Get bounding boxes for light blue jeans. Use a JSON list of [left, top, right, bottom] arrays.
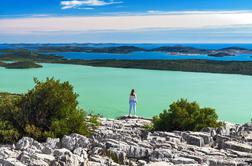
[[129, 100, 136, 116]]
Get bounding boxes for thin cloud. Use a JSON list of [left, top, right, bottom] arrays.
[[1, 10, 252, 34], [78, 7, 94, 10], [60, 0, 122, 10], [147, 10, 252, 15]]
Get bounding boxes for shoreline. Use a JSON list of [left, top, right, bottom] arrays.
[[3, 60, 252, 77], [38, 59, 252, 76]]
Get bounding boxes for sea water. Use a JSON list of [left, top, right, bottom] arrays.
[[1, 63, 252, 124]]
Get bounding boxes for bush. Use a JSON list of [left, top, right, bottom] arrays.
[[0, 93, 21, 143], [0, 78, 99, 143], [153, 99, 221, 131], [0, 120, 20, 143]]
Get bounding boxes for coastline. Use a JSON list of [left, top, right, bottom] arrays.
[[4, 59, 252, 77]]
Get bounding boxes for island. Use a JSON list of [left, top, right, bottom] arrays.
[[219, 46, 252, 54], [150, 46, 210, 55], [208, 52, 235, 57], [36, 45, 252, 56], [38, 45, 145, 54], [0, 61, 43, 69], [1, 46, 252, 75]]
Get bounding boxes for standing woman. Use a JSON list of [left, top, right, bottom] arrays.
[[129, 89, 137, 116]]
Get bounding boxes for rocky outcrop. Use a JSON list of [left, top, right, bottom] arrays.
[[0, 117, 252, 166]]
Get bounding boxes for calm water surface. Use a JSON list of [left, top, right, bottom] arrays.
[[1, 63, 252, 124]]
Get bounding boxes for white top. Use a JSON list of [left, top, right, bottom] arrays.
[[129, 95, 137, 102]]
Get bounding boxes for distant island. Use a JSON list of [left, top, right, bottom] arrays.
[[208, 52, 234, 57], [1, 45, 252, 75], [38, 45, 145, 54], [37, 45, 252, 57], [0, 61, 42, 69]]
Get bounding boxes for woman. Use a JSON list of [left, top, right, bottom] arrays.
[[129, 89, 137, 116]]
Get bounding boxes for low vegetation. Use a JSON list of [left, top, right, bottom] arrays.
[[0, 61, 43, 69], [153, 99, 221, 131], [0, 78, 99, 143]]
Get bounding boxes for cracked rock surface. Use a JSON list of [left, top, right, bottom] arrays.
[[0, 116, 252, 166]]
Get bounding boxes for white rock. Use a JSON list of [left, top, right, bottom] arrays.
[[0, 158, 26, 166], [0, 147, 20, 159], [171, 157, 197, 165], [61, 134, 89, 151], [52, 148, 81, 166], [223, 141, 252, 153], [16, 137, 43, 152]]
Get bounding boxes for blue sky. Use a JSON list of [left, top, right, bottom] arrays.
[[0, 0, 252, 43]]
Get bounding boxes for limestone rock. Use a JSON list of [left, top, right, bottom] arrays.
[[61, 133, 90, 151], [149, 148, 173, 162], [223, 141, 252, 153], [1, 117, 252, 166], [182, 133, 204, 147], [52, 148, 82, 166], [18, 151, 51, 166], [0, 147, 20, 159], [106, 148, 126, 165], [171, 157, 197, 165], [0, 158, 26, 166], [15, 137, 44, 152], [127, 146, 152, 159]]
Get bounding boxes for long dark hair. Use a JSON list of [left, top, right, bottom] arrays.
[[130, 89, 135, 96]]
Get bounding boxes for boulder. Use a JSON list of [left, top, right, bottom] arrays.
[[73, 147, 88, 165], [191, 132, 213, 145], [229, 149, 252, 158], [105, 139, 120, 149], [138, 160, 147, 166], [222, 141, 252, 153], [217, 122, 237, 136], [0, 158, 26, 166], [149, 148, 173, 162], [241, 123, 252, 132], [42, 138, 61, 154], [146, 162, 174, 166], [180, 154, 205, 164], [208, 158, 247, 166], [171, 157, 197, 164], [61, 133, 90, 151], [90, 147, 104, 155], [182, 133, 204, 147], [52, 148, 82, 166], [89, 155, 119, 165], [127, 146, 152, 159], [216, 135, 230, 149], [0, 147, 20, 159], [106, 148, 126, 165], [18, 151, 51, 166], [15, 137, 44, 152], [44, 138, 60, 149]]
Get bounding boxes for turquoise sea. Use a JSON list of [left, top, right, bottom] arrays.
[[1, 63, 252, 124]]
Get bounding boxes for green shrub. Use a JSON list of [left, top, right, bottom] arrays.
[[0, 78, 99, 143], [153, 99, 221, 131], [143, 124, 154, 131], [0, 120, 20, 143]]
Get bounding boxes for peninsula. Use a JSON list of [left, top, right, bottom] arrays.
[[0, 61, 42, 69]]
